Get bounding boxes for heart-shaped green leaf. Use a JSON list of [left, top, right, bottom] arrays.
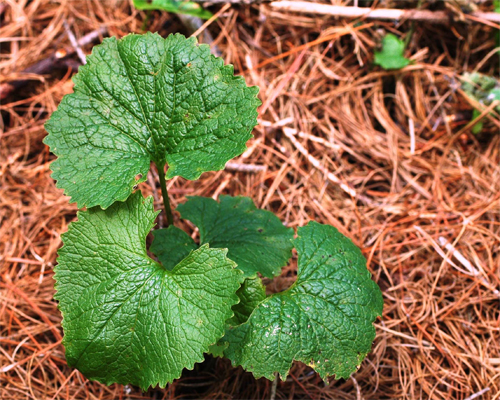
[[222, 221, 383, 381], [176, 196, 294, 277], [55, 192, 243, 389], [44, 33, 260, 209]]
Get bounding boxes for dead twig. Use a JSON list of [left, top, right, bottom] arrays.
[[225, 162, 266, 172], [438, 236, 500, 297], [463, 388, 490, 400], [286, 127, 342, 151], [270, 2, 500, 26], [414, 226, 500, 298], [270, 373, 278, 400], [191, 3, 231, 38], [63, 21, 87, 65]]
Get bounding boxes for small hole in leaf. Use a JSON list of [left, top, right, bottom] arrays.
[[258, 228, 263, 233], [135, 173, 143, 180], [133, 185, 138, 190], [187, 62, 192, 67]]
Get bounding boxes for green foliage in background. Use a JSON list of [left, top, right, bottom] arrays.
[[461, 72, 500, 134], [374, 33, 411, 71], [133, 0, 213, 20]]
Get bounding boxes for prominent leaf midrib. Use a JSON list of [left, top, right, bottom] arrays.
[[59, 141, 145, 156], [69, 262, 228, 373], [128, 265, 155, 374], [297, 235, 329, 272], [85, 242, 147, 259], [72, 268, 159, 369], [163, 49, 177, 160], [294, 299, 322, 361], [115, 41, 159, 159], [153, 40, 169, 163], [158, 273, 176, 367]]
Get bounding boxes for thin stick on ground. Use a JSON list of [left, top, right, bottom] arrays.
[[438, 236, 500, 297], [191, 3, 231, 38], [62, 21, 87, 65], [270, 2, 500, 26], [270, 373, 278, 400], [464, 388, 490, 400], [225, 162, 266, 173], [414, 226, 500, 297]]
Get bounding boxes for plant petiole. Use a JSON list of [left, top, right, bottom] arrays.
[[156, 163, 174, 227]]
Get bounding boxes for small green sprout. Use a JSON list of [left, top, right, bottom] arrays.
[[374, 33, 411, 71]]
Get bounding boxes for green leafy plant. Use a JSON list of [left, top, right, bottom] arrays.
[[133, 0, 213, 20], [374, 33, 411, 71], [44, 32, 383, 390], [461, 72, 500, 134]]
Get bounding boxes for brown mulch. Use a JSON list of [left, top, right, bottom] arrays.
[[1, 0, 499, 399]]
